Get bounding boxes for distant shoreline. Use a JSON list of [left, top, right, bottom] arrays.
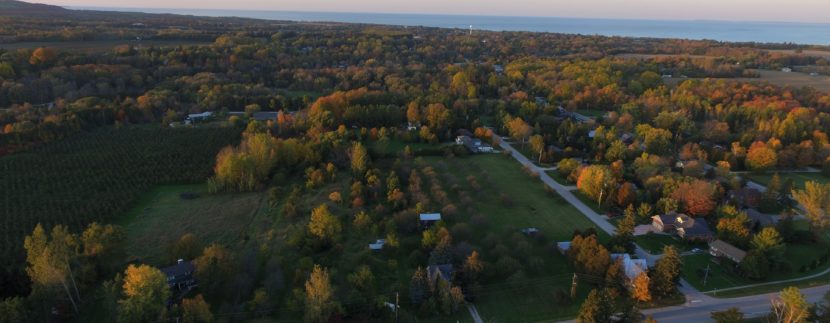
[[69, 6, 830, 46]]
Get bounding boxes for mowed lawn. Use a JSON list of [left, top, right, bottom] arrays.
[[440, 154, 608, 242], [118, 184, 265, 265], [746, 172, 830, 191]]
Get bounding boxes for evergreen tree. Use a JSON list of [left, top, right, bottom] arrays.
[[651, 246, 681, 298]]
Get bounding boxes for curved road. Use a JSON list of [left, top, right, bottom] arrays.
[[490, 134, 830, 322]]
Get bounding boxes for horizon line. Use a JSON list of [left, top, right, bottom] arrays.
[[63, 4, 830, 26]]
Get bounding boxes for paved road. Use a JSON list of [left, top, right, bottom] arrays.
[[642, 284, 830, 322]]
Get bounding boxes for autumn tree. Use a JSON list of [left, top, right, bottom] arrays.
[[81, 222, 126, 277], [631, 272, 651, 302], [791, 181, 830, 230], [506, 117, 532, 147], [577, 165, 615, 206], [181, 294, 213, 323], [350, 142, 370, 177], [462, 250, 485, 284], [651, 246, 681, 298], [304, 265, 338, 323], [770, 287, 810, 323], [568, 234, 611, 277], [424, 103, 451, 134], [406, 102, 421, 125], [671, 180, 717, 217], [557, 158, 581, 182], [716, 211, 750, 247], [751, 227, 785, 263], [308, 204, 342, 245], [118, 264, 170, 323], [577, 289, 612, 323], [746, 141, 778, 172], [529, 134, 545, 163], [29, 47, 57, 66], [24, 224, 81, 314]]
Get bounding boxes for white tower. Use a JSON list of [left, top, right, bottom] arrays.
[[469, 25, 473, 36]]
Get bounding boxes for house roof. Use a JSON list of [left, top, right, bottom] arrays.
[[709, 239, 747, 262], [427, 264, 453, 284], [745, 209, 776, 227], [610, 253, 647, 280], [161, 260, 195, 281], [420, 213, 441, 221], [682, 218, 713, 237]]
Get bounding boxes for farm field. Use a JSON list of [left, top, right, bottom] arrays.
[[0, 125, 240, 280], [746, 172, 830, 191], [665, 69, 830, 92], [117, 184, 266, 265]]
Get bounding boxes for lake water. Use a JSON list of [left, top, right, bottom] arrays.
[[73, 7, 830, 45]]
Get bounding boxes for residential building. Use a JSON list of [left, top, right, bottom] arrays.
[[709, 239, 747, 263], [160, 259, 197, 292]]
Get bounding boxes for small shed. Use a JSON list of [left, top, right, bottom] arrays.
[[368, 239, 386, 251]]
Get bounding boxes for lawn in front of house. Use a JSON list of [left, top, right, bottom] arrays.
[[682, 235, 830, 293], [746, 172, 830, 191]]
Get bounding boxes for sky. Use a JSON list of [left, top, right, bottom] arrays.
[[28, 0, 830, 24]]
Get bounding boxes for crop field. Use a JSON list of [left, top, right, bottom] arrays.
[[0, 125, 240, 271]]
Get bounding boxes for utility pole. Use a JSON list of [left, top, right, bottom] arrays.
[[703, 264, 711, 286], [395, 292, 399, 323], [571, 273, 578, 299]]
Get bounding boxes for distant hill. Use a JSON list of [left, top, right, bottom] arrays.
[[0, 0, 69, 16]]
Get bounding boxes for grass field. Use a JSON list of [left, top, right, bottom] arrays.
[[746, 172, 830, 191], [546, 171, 574, 186], [445, 155, 608, 242], [0, 39, 212, 51], [665, 69, 830, 92], [117, 184, 266, 265]]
